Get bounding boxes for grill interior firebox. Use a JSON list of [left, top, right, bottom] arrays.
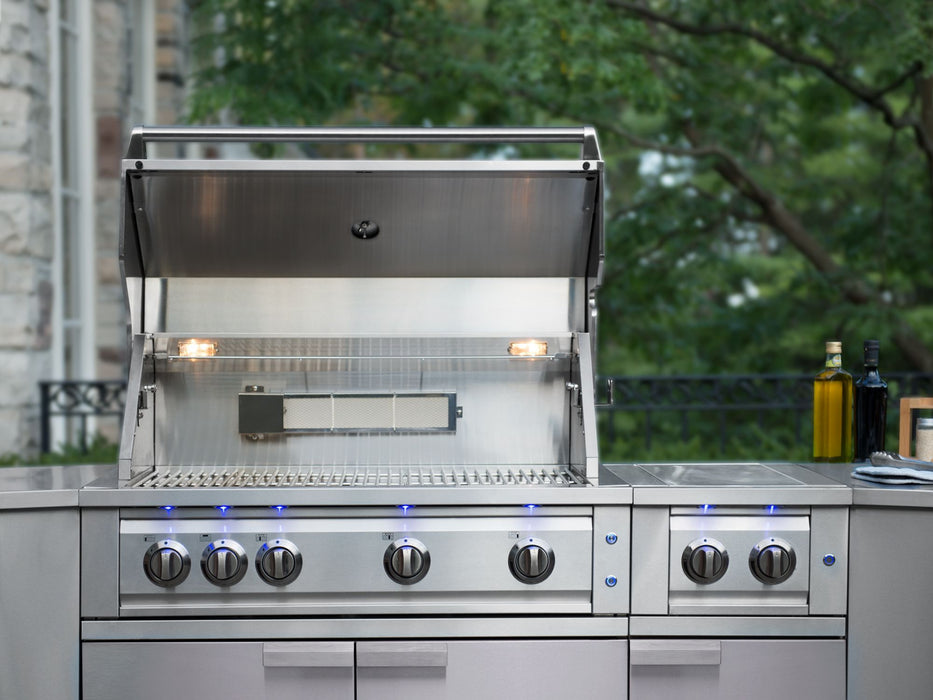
[[124, 335, 593, 487]]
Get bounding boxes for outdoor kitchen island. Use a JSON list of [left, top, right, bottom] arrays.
[[3, 125, 917, 699], [7, 460, 933, 698], [806, 462, 933, 700]]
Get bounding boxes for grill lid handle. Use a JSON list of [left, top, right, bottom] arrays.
[[126, 125, 601, 160]]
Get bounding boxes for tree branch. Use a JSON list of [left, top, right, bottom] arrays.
[[679, 124, 933, 370], [605, 1, 933, 170]]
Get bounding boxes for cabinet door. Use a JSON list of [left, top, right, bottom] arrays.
[[356, 639, 627, 700], [0, 509, 79, 700], [630, 639, 844, 700], [83, 641, 354, 700]]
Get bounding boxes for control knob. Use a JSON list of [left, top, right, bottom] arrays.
[[201, 539, 248, 586], [256, 539, 302, 586], [143, 539, 190, 587], [682, 538, 729, 584], [749, 538, 796, 584], [384, 538, 430, 585], [509, 537, 555, 584]]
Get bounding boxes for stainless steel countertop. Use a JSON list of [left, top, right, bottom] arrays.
[[0, 464, 115, 509], [6, 462, 931, 510], [804, 462, 933, 508], [600, 462, 851, 506]]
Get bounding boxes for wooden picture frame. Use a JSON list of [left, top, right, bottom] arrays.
[[899, 397, 933, 456]]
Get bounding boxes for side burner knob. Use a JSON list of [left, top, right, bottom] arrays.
[[682, 538, 729, 584], [749, 538, 797, 585], [509, 537, 555, 584], [143, 540, 191, 587], [256, 539, 302, 586], [201, 539, 249, 586], [384, 538, 430, 585]]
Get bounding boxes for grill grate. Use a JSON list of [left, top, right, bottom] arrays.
[[128, 466, 588, 489]]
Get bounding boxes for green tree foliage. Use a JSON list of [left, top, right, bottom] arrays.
[[187, 0, 933, 378]]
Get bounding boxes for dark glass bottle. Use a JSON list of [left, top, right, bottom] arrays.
[[854, 339, 887, 461]]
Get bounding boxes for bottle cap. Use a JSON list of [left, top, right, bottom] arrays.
[[863, 339, 879, 365], [825, 341, 842, 354], [917, 418, 933, 429]]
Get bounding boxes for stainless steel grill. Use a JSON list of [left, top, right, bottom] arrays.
[[79, 127, 634, 700], [128, 465, 588, 489]]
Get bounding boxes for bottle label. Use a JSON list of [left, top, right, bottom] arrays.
[[826, 353, 842, 368]]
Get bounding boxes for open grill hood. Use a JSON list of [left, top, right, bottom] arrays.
[[117, 127, 605, 484]]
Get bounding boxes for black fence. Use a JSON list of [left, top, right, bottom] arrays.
[[38, 374, 933, 457], [599, 372, 933, 457], [38, 380, 127, 453]]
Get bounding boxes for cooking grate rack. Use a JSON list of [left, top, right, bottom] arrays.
[[128, 466, 589, 489]]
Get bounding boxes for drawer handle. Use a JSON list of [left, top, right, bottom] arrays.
[[630, 640, 722, 667], [357, 642, 448, 668], [262, 642, 354, 668]]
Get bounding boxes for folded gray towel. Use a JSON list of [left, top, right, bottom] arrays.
[[852, 465, 933, 485]]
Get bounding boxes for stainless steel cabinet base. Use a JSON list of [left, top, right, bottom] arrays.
[[83, 639, 628, 700], [630, 639, 845, 699], [848, 507, 933, 700], [1, 508, 79, 700]]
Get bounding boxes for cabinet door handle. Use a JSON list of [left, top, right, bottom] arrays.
[[357, 642, 448, 668], [630, 640, 722, 666], [262, 642, 355, 668]]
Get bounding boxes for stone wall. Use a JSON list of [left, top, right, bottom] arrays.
[[94, 0, 189, 385], [95, 0, 131, 387], [0, 0, 53, 456], [0, 0, 190, 457], [156, 0, 187, 129]]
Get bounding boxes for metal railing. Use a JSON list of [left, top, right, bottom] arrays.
[[38, 380, 127, 453], [599, 372, 933, 453], [38, 373, 933, 455]]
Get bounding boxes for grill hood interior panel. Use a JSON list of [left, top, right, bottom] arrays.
[[126, 166, 600, 280]]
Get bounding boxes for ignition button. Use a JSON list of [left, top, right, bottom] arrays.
[[823, 554, 836, 567], [605, 532, 618, 545], [605, 576, 618, 587]]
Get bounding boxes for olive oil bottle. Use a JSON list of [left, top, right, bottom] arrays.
[[813, 340, 853, 462]]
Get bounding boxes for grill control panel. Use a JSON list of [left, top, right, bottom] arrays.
[[668, 512, 811, 615], [118, 512, 595, 618]]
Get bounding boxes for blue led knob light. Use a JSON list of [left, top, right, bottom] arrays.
[[605, 532, 618, 545], [823, 554, 836, 567], [605, 575, 618, 587]]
